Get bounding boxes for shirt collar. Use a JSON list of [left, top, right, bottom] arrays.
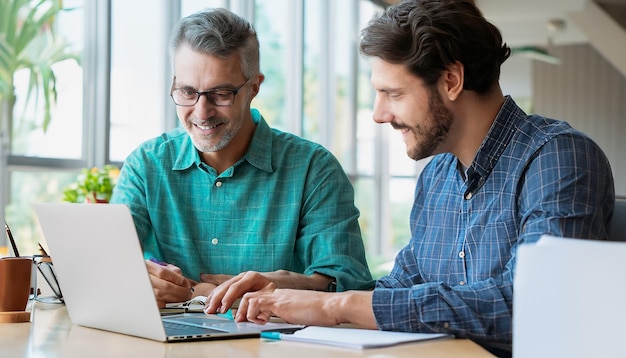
[[244, 109, 274, 173], [172, 108, 274, 173], [464, 96, 525, 195], [173, 129, 197, 171]]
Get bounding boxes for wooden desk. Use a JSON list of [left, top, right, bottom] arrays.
[[0, 302, 494, 357]]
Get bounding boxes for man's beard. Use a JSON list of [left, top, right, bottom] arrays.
[[406, 90, 453, 161], [192, 115, 243, 153]]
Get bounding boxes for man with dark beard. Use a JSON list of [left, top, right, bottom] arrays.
[[204, 0, 614, 356]]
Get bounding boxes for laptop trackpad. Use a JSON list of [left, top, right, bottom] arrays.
[[163, 320, 228, 337], [162, 313, 239, 334]]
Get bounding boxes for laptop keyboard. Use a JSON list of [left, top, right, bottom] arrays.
[[163, 321, 225, 336]]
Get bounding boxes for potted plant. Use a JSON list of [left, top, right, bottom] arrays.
[[1, 0, 80, 220], [62, 165, 120, 203], [0, 0, 80, 132]]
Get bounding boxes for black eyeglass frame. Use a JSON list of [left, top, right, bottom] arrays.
[[170, 77, 252, 107], [32, 255, 64, 303]]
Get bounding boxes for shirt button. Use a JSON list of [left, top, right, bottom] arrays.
[[211, 238, 218, 245], [465, 192, 472, 200], [215, 181, 223, 187], [460, 281, 466, 286], [459, 251, 465, 258]]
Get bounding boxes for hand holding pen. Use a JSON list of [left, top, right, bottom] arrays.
[[145, 257, 194, 307]]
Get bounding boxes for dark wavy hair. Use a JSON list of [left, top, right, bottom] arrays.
[[360, 0, 510, 94]]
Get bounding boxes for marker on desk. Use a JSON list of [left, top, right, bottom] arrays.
[[260, 327, 303, 340], [260, 331, 283, 340]]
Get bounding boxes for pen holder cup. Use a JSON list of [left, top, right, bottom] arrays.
[[0, 257, 32, 312]]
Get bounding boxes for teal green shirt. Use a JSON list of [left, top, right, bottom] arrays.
[[110, 109, 374, 291]]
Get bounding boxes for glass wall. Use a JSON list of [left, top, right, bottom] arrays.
[[109, 1, 170, 162], [3, 0, 423, 278], [4, 0, 87, 257]]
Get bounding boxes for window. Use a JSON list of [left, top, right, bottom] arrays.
[[2, 0, 422, 278], [109, 0, 170, 162], [3, 0, 87, 256]]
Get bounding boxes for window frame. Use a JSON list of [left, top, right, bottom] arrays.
[[1, 0, 418, 269]]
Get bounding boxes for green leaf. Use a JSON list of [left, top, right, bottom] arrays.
[[1, 0, 81, 133]]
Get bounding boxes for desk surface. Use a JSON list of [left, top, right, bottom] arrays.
[[1, 303, 494, 357]]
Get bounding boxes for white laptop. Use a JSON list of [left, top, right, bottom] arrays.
[[514, 235, 626, 357], [34, 203, 302, 342]]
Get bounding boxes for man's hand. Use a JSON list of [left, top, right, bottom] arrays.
[[203, 270, 333, 314], [205, 271, 276, 314], [199, 273, 235, 287], [145, 259, 193, 308], [190, 282, 219, 297], [236, 288, 378, 329]]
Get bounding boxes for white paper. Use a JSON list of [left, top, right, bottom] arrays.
[[278, 326, 451, 349]]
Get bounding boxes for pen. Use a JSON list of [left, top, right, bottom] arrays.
[[148, 257, 167, 266], [148, 257, 194, 293], [4, 221, 20, 257]]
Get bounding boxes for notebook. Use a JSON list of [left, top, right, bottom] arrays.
[[514, 235, 626, 357], [261, 326, 451, 349], [34, 203, 302, 342]]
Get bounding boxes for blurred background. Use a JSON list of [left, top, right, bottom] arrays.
[[1, 0, 625, 278]]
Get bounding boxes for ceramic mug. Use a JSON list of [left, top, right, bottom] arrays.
[[0, 257, 32, 312]]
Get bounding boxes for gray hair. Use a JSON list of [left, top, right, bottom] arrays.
[[169, 8, 260, 79]]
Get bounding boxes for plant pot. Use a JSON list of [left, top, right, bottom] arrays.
[[85, 197, 109, 204]]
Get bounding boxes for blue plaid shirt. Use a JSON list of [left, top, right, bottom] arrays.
[[372, 96, 614, 349]]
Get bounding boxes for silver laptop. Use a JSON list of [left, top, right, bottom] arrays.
[[34, 203, 302, 342]]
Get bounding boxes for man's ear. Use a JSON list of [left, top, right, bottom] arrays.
[[441, 61, 464, 101], [250, 73, 265, 99]]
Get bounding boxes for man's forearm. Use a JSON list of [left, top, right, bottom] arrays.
[[263, 270, 333, 291], [329, 290, 377, 328]]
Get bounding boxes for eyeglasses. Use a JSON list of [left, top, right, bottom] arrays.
[[170, 77, 252, 107], [32, 255, 64, 304]]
